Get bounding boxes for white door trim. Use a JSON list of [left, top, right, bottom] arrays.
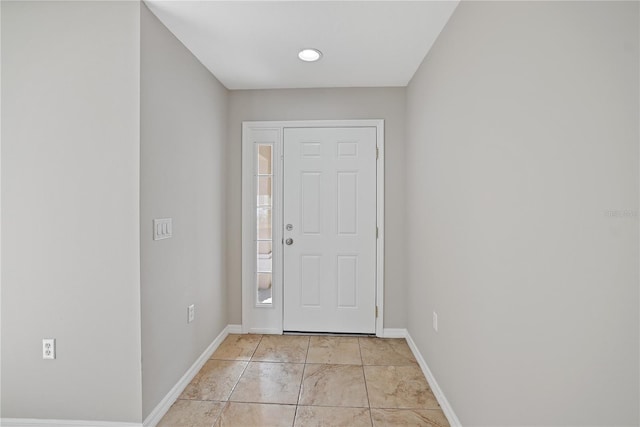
[[241, 120, 385, 337]]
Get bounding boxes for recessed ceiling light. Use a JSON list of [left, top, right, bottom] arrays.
[[298, 48, 322, 62]]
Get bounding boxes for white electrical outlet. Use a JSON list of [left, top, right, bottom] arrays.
[[43, 338, 56, 359], [188, 304, 195, 323], [432, 312, 438, 332]]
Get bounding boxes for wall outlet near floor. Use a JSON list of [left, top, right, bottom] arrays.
[[188, 304, 195, 323], [432, 312, 438, 332], [43, 338, 56, 359]]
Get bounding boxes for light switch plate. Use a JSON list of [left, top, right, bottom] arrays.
[[153, 218, 172, 240]]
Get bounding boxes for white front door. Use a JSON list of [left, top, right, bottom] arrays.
[[283, 127, 377, 333]]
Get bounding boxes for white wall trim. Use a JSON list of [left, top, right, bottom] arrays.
[[0, 420, 142, 427], [405, 332, 462, 427], [381, 328, 408, 338], [245, 328, 282, 335], [374, 121, 385, 337], [241, 125, 283, 335], [226, 324, 243, 334], [141, 325, 232, 427]]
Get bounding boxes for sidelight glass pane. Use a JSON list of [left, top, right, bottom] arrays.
[[257, 207, 272, 240], [257, 176, 272, 206], [257, 241, 272, 273], [257, 273, 272, 304], [257, 145, 272, 175], [255, 143, 273, 306]]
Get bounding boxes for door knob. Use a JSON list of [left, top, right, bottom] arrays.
[[285, 238, 294, 245]]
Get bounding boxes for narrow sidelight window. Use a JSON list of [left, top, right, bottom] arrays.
[[256, 144, 273, 305]]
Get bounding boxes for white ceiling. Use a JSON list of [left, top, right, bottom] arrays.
[[144, 1, 459, 90]]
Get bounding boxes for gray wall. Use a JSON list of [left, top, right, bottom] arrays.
[[227, 88, 407, 328], [1, 1, 143, 422], [140, 4, 229, 419], [405, 1, 639, 425]]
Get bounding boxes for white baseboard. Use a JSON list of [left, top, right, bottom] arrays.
[[226, 324, 242, 334], [0, 419, 142, 427], [405, 332, 462, 427], [142, 325, 232, 427], [245, 328, 281, 334], [381, 328, 408, 338]]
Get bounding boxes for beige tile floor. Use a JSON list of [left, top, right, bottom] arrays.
[[158, 335, 449, 427]]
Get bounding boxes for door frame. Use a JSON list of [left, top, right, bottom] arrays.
[[241, 120, 385, 337]]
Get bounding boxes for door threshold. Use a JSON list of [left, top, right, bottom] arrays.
[[283, 331, 375, 337]]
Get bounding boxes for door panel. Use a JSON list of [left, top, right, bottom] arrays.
[[283, 127, 377, 333], [301, 172, 322, 234]]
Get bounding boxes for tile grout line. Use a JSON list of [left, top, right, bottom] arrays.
[[223, 336, 261, 408], [297, 336, 312, 406], [210, 334, 264, 426], [359, 337, 375, 427], [241, 334, 264, 363], [292, 335, 311, 426], [249, 334, 264, 361], [303, 335, 311, 363], [213, 334, 264, 426], [291, 404, 299, 427], [210, 400, 227, 427]]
